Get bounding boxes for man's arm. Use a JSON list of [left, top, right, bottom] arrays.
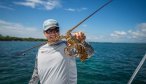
[[29, 57, 39, 84]]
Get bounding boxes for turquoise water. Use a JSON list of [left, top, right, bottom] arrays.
[[0, 41, 146, 84]]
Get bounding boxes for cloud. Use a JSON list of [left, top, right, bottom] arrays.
[[14, 0, 61, 10], [74, 23, 146, 43], [109, 23, 146, 42], [1, 19, 145, 43], [64, 8, 75, 12], [110, 31, 127, 39], [0, 5, 15, 10], [44, 0, 61, 10], [0, 20, 44, 38], [65, 7, 87, 12], [128, 23, 146, 40], [137, 23, 146, 32]]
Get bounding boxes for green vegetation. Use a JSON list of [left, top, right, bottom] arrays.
[[0, 34, 47, 41]]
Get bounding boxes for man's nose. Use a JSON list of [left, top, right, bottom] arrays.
[[49, 32, 57, 35]]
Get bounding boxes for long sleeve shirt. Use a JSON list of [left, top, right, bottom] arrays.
[[29, 40, 94, 84]]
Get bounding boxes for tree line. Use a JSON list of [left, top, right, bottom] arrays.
[[0, 34, 47, 41]]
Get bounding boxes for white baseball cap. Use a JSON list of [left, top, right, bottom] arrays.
[[43, 19, 59, 31]]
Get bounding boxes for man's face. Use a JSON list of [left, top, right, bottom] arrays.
[[44, 27, 60, 42]]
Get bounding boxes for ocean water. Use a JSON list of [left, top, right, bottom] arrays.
[[0, 41, 146, 84]]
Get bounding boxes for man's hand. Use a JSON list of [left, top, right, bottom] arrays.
[[73, 32, 86, 42]]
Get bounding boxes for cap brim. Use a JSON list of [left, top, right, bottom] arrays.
[[44, 26, 59, 31]]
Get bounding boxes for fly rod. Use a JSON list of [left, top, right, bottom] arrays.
[[17, 0, 112, 56]]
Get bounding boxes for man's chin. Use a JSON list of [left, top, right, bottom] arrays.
[[48, 38, 59, 43]]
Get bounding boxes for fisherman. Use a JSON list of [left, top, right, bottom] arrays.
[[29, 19, 94, 84]]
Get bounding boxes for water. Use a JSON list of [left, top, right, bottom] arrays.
[[0, 41, 146, 84]]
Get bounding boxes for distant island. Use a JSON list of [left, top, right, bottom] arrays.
[[0, 34, 47, 41]]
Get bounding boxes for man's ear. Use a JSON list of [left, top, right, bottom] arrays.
[[44, 32, 47, 37]]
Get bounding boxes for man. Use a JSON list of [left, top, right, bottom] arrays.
[[29, 19, 94, 84]]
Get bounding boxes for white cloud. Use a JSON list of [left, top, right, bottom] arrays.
[[65, 8, 75, 12], [1, 19, 145, 43], [128, 23, 146, 40], [71, 22, 146, 43], [110, 31, 127, 39], [128, 30, 140, 39], [65, 7, 87, 12], [73, 23, 146, 43], [137, 23, 146, 32], [109, 23, 146, 42], [0, 20, 44, 38], [44, 0, 61, 10], [0, 5, 15, 10], [14, 0, 61, 10], [14, 0, 43, 8]]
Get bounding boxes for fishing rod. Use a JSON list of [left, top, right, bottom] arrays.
[[16, 42, 47, 55], [66, 0, 112, 34], [17, 0, 112, 56], [127, 53, 146, 84]]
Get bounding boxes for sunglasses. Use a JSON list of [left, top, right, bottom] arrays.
[[45, 27, 59, 34]]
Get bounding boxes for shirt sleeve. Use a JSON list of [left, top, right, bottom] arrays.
[[29, 57, 39, 84]]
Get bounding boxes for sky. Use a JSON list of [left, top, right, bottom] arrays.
[[0, 0, 146, 43]]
